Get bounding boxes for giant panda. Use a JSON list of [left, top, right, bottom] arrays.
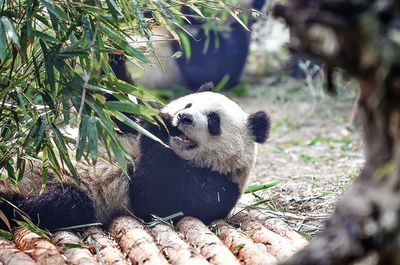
[[0, 87, 270, 229]]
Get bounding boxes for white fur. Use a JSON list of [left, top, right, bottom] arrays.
[[161, 92, 257, 179]]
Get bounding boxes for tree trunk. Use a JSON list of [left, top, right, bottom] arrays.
[[273, 1, 400, 264]]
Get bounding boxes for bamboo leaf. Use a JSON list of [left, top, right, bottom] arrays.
[[39, 0, 69, 21], [0, 22, 7, 61], [41, 148, 49, 191], [87, 116, 98, 165], [105, 101, 158, 118], [244, 181, 280, 194], [216, 0, 249, 31], [99, 24, 148, 63], [110, 110, 169, 148], [76, 114, 89, 161], [1, 16, 21, 50], [109, 138, 127, 174]]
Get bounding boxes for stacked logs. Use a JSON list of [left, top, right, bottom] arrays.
[[0, 212, 307, 265]]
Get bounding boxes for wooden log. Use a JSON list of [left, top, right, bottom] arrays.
[[53, 231, 98, 265], [212, 220, 277, 265], [229, 212, 297, 261], [109, 216, 168, 265], [150, 222, 209, 265], [85, 227, 128, 265], [13, 227, 66, 265], [0, 237, 37, 265], [177, 217, 239, 265]]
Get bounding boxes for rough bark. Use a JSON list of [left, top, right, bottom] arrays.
[[273, 1, 400, 264]]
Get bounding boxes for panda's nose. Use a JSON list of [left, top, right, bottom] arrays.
[[178, 113, 193, 125]]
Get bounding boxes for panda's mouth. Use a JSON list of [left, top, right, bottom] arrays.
[[169, 126, 198, 150]]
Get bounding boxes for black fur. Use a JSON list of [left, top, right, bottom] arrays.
[[207, 112, 221, 136], [0, 184, 96, 230], [248, 111, 271, 143], [130, 119, 239, 225], [197, 82, 214, 93]]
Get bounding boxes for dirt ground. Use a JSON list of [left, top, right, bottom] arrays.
[[232, 75, 364, 238]]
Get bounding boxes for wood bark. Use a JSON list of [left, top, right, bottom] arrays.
[[273, 1, 400, 264]]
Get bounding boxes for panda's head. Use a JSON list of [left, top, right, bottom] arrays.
[[161, 91, 270, 175]]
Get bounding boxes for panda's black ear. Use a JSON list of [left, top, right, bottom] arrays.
[[248, 111, 271, 143], [197, 82, 214, 92]]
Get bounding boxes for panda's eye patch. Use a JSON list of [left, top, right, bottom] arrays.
[[207, 112, 221, 136], [185, 103, 192, 109]]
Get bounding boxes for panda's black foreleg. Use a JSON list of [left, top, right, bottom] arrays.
[[12, 184, 96, 230]]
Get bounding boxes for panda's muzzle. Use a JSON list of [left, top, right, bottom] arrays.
[[167, 113, 198, 150]]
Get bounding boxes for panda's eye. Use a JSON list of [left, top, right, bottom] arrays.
[[207, 112, 221, 136], [185, 103, 192, 109]]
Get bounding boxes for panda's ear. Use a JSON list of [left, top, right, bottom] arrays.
[[197, 82, 214, 92], [248, 111, 271, 143]]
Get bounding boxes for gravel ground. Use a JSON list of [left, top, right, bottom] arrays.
[[233, 76, 364, 237]]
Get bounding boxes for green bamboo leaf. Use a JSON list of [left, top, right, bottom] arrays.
[[39, 40, 56, 92], [105, 0, 123, 21], [105, 101, 158, 118], [1, 16, 21, 50], [0, 230, 13, 239], [62, 89, 71, 124], [102, 76, 158, 102], [216, 0, 249, 31], [76, 114, 89, 161], [33, 31, 59, 44], [109, 139, 127, 174], [41, 148, 49, 191], [4, 160, 15, 181], [0, 22, 7, 61], [110, 110, 169, 148], [51, 123, 68, 152], [244, 181, 280, 194], [39, 0, 69, 21], [87, 116, 98, 165], [34, 119, 46, 153], [177, 31, 191, 60], [99, 24, 148, 63]]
